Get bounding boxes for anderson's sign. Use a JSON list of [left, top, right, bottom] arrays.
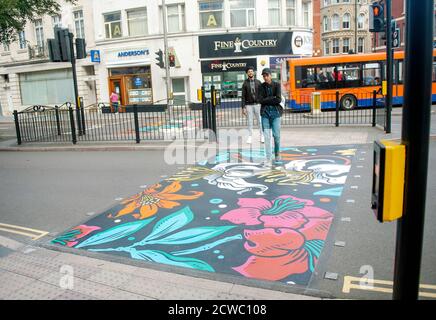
[[199, 32, 312, 58]]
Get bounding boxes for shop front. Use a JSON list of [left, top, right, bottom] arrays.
[[198, 31, 313, 102], [103, 47, 153, 106]]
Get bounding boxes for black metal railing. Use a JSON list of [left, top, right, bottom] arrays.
[[13, 90, 383, 145]]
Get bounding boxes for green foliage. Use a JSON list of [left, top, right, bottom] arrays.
[[0, 0, 75, 44]]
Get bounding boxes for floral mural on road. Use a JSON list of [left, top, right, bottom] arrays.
[[52, 145, 355, 286]]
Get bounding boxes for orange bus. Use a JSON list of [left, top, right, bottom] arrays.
[[280, 50, 436, 111]]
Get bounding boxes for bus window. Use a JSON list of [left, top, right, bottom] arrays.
[[340, 64, 361, 88], [316, 65, 335, 90], [363, 62, 381, 86], [398, 60, 404, 84], [433, 61, 436, 82], [295, 66, 317, 88]]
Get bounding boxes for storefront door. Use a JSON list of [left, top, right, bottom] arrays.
[[109, 77, 124, 105]]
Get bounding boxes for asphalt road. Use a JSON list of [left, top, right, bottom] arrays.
[[0, 151, 183, 236]]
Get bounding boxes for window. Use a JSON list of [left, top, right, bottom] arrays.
[[127, 8, 147, 36], [268, 0, 281, 26], [323, 16, 329, 32], [343, 0, 350, 3], [199, 1, 224, 29], [3, 42, 10, 52], [332, 38, 339, 54], [34, 19, 44, 48], [331, 14, 340, 31], [18, 31, 26, 49], [104, 12, 122, 39], [358, 37, 364, 53], [303, 1, 310, 27], [230, 0, 255, 28], [286, 0, 296, 26], [363, 62, 382, 86], [74, 10, 85, 39], [323, 0, 330, 7], [323, 40, 330, 55], [358, 14, 365, 29], [343, 13, 350, 29], [172, 78, 187, 104], [52, 14, 62, 28], [343, 38, 350, 53], [167, 4, 185, 33]]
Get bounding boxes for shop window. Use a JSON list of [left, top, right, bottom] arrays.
[[230, 0, 255, 28], [128, 8, 148, 36], [172, 78, 187, 104], [104, 11, 122, 39], [199, 1, 224, 29], [74, 10, 85, 39], [286, 0, 296, 26], [109, 67, 152, 104], [167, 4, 185, 33], [268, 0, 281, 26]]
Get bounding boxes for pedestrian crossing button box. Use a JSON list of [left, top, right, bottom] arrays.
[[371, 140, 405, 223]]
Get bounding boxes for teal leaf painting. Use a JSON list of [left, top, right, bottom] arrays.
[[76, 218, 155, 249], [144, 206, 194, 242], [146, 226, 236, 245], [314, 187, 343, 197], [130, 249, 215, 272]]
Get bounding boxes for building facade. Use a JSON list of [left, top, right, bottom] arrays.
[[0, 0, 314, 115], [320, 0, 371, 56], [0, 0, 96, 116]]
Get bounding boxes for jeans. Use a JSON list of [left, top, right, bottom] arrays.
[[246, 104, 262, 137], [112, 102, 119, 113], [261, 115, 281, 160]]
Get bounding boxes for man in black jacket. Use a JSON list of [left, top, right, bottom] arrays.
[[241, 66, 264, 144], [259, 68, 283, 166]]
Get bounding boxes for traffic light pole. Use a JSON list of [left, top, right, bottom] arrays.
[[68, 32, 82, 136], [162, 0, 171, 104], [393, 0, 434, 300], [385, 0, 393, 134]]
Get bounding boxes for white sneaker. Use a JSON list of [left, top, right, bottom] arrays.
[[246, 136, 252, 144], [260, 135, 265, 143]]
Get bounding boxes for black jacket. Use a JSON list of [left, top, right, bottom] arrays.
[[259, 81, 283, 116], [241, 78, 262, 108]]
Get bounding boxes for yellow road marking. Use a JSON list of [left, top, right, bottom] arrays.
[[343, 276, 436, 298], [0, 223, 49, 240]]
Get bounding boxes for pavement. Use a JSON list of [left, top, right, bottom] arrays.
[[0, 110, 435, 300]]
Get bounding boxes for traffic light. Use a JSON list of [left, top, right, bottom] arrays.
[[155, 49, 164, 68], [169, 53, 175, 67], [75, 38, 87, 59], [48, 39, 62, 62], [369, 2, 385, 32]]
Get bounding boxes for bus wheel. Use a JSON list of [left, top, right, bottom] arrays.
[[340, 94, 357, 110]]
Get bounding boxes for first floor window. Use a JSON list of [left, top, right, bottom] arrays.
[[19, 31, 26, 49], [167, 4, 185, 33], [343, 38, 350, 53], [104, 12, 122, 39], [199, 1, 224, 29], [268, 0, 281, 26], [35, 19, 44, 48], [127, 7, 148, 36], [230, 0, 255, 28], [286, 0, 296, 26], [74, 10, 85, 39], [358, 37, 365, 53], [332, 38, 339, 54], [323, 40, 330, 55]]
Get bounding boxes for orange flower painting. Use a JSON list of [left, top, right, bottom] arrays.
[[110, 181, 203, 220]]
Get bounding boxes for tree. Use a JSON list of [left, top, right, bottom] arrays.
[[0, 0, 75, 44]]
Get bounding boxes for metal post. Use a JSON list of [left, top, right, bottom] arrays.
[[201, 86, 208, 130], [335, 91, 340, 127], [211, 85, 217, 142], [372, 90, 377, 127], [68, 106, 77, 144], [13, 110, 22, 145], [80, 97, 86, 135], [162, 0, 171, 104], [55, 106, 61, 135], [69, 32, 82, 136], [385, 0, 393, 133], [133, 104, 140, 144], [393, 0, 434, 300]]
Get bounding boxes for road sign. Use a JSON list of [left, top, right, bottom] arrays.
[[90, 50, 100, 63], [392, 28, 400, 48]]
